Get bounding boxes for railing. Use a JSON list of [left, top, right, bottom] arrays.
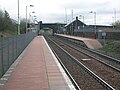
[[0, 32, 36, 78]]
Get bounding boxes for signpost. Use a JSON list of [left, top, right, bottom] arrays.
[[102, 32, 106, 46]]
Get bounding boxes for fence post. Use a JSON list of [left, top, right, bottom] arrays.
[[16, 36, 17, 58], [12, 37, 14, 63], [7, 37, 10, 67], [1, 35, 4, 76]]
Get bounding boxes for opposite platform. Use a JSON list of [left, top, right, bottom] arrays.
[[0, 36, 75, 90], [57, 34, 103, 49]]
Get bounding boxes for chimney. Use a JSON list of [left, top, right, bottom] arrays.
[[76, 16, 78, 20]]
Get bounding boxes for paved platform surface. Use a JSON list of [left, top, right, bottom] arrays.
[[57, 34, 103, 49], [0, 36, 75, 90]]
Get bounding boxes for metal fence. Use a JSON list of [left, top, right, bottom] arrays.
[[0, 32, 36, 78]]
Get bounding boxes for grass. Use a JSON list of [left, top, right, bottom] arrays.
[[101, 40, 120, 53], [0, 30, 17, 36], [99, 40, 120, 59]]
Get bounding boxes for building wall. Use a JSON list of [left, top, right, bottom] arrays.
[[74, 31, 120, 40]]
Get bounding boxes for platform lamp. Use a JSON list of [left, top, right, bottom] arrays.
[[29, 12, 35, 23], [33, 16, 37, 23], [26, 5, 34, 33], [90, 11, 97, 39]]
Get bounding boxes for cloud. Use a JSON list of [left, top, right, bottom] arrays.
[[0, 0, 119, 25]]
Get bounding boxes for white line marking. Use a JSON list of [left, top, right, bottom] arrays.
[[82, 59, 91, 61], [1, 78, 8, 81], [3, 74, 11, 77], [0, 84, 4, 85]]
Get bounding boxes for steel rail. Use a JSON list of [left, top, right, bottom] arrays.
[[55, 35, 120, 72], [57, 35, 120, 63], [46, 36, 115, 90], [45, 36, 81, 90]]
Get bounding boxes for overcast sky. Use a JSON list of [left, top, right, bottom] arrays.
[[0, 0, 120, 25]]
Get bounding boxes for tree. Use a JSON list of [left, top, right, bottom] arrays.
[[114, 20, 120, 28], [20, 19, 26, 34], [0, 9, 17, 35], [2, 10, 12, 31], [0, 9, 5, 33], [0, 10, 11, 33]]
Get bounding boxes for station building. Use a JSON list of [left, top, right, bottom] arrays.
[[64, 16, 120, 40]]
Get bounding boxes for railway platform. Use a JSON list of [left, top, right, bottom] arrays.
[[57, 34, 103, 49], [0, 36, 75, 90]]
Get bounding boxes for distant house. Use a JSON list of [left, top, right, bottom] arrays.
[[65, 17, 113, 35], [65, 17, 86, 35]]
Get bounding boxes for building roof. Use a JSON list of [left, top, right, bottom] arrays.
[[65, 17, 86, 27]]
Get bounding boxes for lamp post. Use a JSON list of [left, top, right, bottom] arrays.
[[33, 16, 38, 33], [33, 16, 37, 23], [71, 10, 74, 35], [79, 15, 85, 37], [29, 11, 35, 23], [18, 0, 20, 35], [90, 11, 97, 39], [26, 5, 34, 33], [65, 8, 67, 24]]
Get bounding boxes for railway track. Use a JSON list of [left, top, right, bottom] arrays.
[[47, 35, 120, 90], [45, 36, 116, 90], [56, 35, 120, 72]]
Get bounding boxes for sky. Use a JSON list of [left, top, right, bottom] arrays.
[[0, 0, 120, 25]]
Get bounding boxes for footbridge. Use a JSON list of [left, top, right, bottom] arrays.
[[38, 21, 66, 34]]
